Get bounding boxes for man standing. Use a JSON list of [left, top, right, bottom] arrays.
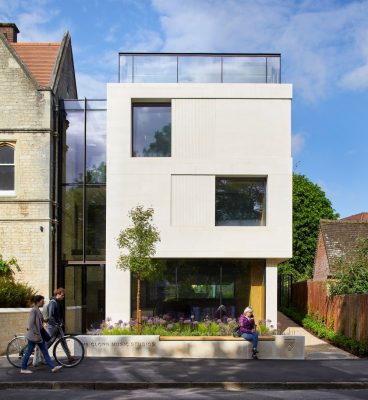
[[47, 287, 65, 338]]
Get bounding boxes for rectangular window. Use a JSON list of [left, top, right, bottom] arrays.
[[0, 144, 15, 193], [215, 177, 266, 226], [132, 103, 171, 157]]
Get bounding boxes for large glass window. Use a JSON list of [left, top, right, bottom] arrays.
[[132, 103, 171, 157], [61, 100, 106, 262], [0, 144, 15, 192], [215, 177, 266, 226], [131, 259, 255, 320]]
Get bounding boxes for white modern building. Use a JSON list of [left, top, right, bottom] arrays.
[[106, 53, 292, 327]]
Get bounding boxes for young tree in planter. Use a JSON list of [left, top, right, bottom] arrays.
[[116, 205, 161, 333]]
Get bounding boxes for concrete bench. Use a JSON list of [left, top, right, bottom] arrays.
[[159, 335, 275, 341], [79, 334, 304, 359]]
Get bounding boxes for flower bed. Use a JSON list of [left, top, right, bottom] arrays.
[[94, 316, 279, 336]]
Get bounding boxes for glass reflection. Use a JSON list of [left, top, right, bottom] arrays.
[[178, 56, 221, 82], [85, 186, 106, 260], [86, 110, 106, 184], [120, 55, 133, 83], [131, 259, 254, 320], [133, 56, 177, 83], [216, 178, 266, 226], [267, 57, 281, 83], [62, 186, 83, 260], [63, 110, 84, 184], [223, 57, 266, 83], [132, 104, 171, 157]]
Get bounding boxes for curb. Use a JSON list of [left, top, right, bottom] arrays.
[[1, 381, 368, 390]]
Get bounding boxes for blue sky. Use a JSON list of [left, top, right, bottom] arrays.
[[1, 0, 367, 218]]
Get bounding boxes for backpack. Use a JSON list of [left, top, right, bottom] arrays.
[[233, 325, 241, 337], [42, 299, 56, 322]]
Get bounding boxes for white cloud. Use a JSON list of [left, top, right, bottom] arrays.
[[292, 132, 305, 156], [120, 29, 163, 52], [0, 0, 66, 42], [151, 0, 368, 102], [76, 72, 107, 99]]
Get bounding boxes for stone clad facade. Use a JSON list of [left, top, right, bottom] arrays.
[[0, 23, 77, 297]]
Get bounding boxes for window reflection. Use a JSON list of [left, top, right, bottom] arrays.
[[63, 111, 84, 184], [62, 186, 83, 260], [132, 104, 171, 157], [86, 110, 106, 184], [85, 186, 106, 260], [131, 259, 254, 320], [216, 177, 266, 226]]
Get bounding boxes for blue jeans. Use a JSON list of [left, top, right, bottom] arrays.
[[241, 332, 259, 349], [21, 340, 55, 370]]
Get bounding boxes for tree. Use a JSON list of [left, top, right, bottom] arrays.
[[329, 237, 368, 295], [279, 174, 339, 281], [0, 254, 20, 282], [116, 205, 162, 332]]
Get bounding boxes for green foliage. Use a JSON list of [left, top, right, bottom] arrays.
[[101, 318, 241, 337], [280, 306, 368, 357], [116, 205, 162, 281], [0, 254, 20, 282], [279, 174, 339, 281], [143, 123, 171, 157], [329, 237, 368, 295], [0, 278, 36, 307]]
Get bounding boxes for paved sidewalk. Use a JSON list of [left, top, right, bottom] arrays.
[[277, 312, 357, 360], [0, 356, 368, 390]]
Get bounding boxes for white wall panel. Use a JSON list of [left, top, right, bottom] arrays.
[[171, 175, 214, 226]]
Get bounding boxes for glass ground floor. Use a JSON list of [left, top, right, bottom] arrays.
[[64, 258, 267, 333]]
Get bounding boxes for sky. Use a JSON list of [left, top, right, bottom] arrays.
[[0, 0, 367, 218]]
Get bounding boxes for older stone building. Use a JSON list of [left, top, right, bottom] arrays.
[[0, 23, 77, 296], [313, 216, 368, 281]]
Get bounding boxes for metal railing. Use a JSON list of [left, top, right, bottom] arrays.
[[119, 53, 281, 84]]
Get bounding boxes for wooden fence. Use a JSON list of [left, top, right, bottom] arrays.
[[291, 280, 368, 342]]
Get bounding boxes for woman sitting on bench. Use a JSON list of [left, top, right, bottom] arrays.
[[239, 306, 259, 359]]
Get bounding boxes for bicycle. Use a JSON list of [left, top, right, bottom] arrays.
[[6, 324, 84, 368]]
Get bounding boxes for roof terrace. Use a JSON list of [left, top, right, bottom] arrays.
[[119, 53, 281, 84]]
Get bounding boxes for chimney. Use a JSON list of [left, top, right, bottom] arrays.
[[0, 23, 20, 43]]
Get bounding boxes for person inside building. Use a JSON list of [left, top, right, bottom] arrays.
[[20, 295, 62, 373], [239, 306, 259, 359]]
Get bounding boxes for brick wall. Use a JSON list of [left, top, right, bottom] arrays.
[[313, 232, 330, 280]]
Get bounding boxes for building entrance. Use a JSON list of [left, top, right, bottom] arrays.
[[64, 264, 105, 333]]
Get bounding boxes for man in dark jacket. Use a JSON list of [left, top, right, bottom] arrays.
[[47, 287, 65, 338]]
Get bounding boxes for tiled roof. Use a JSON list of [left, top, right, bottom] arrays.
[[320, 220, 368, 273], [341, 212, 368, 222], [11, 43, 60, 87]]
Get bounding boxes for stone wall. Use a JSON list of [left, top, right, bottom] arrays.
[[0, 308, 30, 355], [0, 37, 53, 297]]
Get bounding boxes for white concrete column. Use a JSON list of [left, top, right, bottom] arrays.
[[265, 259, 278, 329], [105, 264, 131, 324]]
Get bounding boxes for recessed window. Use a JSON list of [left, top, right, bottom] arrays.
[[215, 177, 266, 226], [132, 103, 171, 157], [0, 144, 15, 192]]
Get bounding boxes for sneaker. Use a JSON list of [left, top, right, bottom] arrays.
[[51, 366, 62, 373], [20, 369, 33, 374], [252, 354, 258, 360]]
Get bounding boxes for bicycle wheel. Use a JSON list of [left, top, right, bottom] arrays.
[[53, 335, 84, 367], [6, 336, 33, 368]]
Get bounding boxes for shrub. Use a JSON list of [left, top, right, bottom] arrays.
[[0, 277, 36, 307], [280, 305, 368, 357]]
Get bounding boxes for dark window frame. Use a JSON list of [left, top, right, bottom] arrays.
[[131, 102, 172, 158], [215, 176, 267, 227]]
